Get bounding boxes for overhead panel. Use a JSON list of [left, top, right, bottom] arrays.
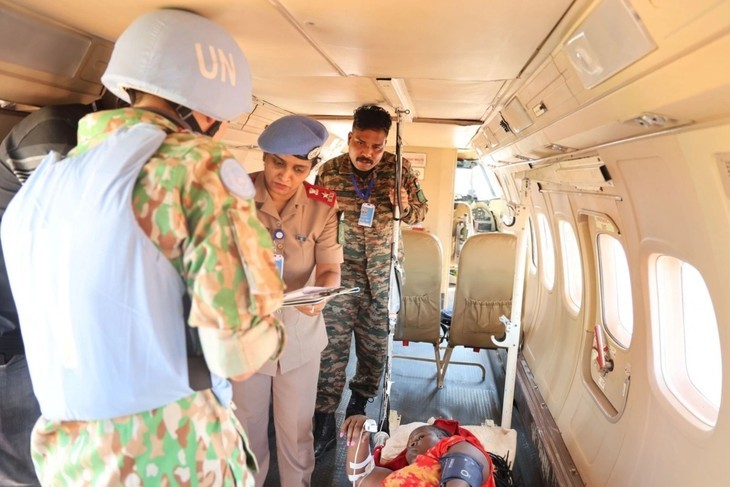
[[501, 97, 533, 134], [4, 0, 579, 149], [253, 76, 383, 116], [0, 3, 112, 105], [0, 6, 90, 77], [407, 79, 503, 121], [283, 0, 576, 81]]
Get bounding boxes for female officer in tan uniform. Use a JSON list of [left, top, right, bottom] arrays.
[[233, 115, 343, 486]]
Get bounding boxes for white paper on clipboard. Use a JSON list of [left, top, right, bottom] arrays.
[[282, 286, 360, 307]]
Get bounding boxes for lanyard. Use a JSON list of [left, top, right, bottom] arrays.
[[350, 173, 376, 201]]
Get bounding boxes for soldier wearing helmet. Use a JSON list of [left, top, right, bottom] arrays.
[[2, 9, 284, 485]]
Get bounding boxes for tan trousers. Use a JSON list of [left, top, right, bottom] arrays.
[[233, 357, 320, 486]]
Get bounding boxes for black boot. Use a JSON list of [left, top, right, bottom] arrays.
[[345, 391, 369, 418], [313, 412, 336, 459]]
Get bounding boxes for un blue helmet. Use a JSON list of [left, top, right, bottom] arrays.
[[101, 9, 253, 121]]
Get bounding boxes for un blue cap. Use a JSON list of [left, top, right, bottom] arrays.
[[258, 115, 329, 160]]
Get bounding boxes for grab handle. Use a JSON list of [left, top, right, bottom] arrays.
[[593, 324, 614, 375]]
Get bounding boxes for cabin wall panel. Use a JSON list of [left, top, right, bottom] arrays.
[[521, 190, 551, 365], [549, 124, 730, 486], [613, 125, 730, 487], [538, 194, 585, 417], [521, 188, 573, 415], [558, 193, 643, 486], [547, 151, 654, 486], [521, 218, 540, 339]]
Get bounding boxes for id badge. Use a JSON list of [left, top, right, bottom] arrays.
[[274, 254, 284, 279], [358, 203, 375, 227]]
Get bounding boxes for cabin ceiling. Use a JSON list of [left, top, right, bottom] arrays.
[[5, 0, 577, 148]]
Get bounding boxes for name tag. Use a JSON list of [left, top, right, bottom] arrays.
[[274, 254, 284, 278], [358, 203, 375, 227]]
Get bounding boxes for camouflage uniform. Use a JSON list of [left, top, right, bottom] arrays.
[[315, 151, 427, 412], [25, 108, 285, 485]]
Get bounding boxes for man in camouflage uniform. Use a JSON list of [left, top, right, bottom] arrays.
[[313, 105, 428, 457], [1, 10, 283, 485]]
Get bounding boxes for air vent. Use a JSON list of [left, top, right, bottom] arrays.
[[499, 118, 511, 133], [624, 112, 676, 128], [544, 143, 574, 153]]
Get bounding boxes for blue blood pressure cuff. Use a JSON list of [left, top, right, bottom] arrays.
[[439, 453, 484, 487]]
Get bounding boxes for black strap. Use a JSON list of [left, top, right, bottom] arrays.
[[183, 293, 212, 391], [187, 354, 213, 391], [439, 453, 484, 487]]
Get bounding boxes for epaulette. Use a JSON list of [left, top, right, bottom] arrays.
[[304, 181, 337, 207]]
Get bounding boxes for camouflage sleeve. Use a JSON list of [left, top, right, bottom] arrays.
[[401, 157, 428, 225], [182, 146, 285, 379]]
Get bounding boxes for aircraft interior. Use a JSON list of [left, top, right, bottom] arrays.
[[1, 0, 730, 485]]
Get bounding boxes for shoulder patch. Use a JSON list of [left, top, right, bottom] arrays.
[[304, 181, 337, 207], [220, 158, 255, 200]]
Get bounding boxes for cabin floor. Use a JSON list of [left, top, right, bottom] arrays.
[[261, 339, 545, 486]]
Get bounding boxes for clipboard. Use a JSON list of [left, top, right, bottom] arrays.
[[282, 286, 360, 307]]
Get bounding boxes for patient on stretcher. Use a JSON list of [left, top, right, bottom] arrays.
[[342, 414, 510, 486]]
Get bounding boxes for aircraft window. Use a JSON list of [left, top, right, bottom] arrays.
[[653, 256, 721, 427], [559, 220, 582, 312], [597, 234, 633, 347], [537, 213, 555, 290], [453, 164, 502, 202]]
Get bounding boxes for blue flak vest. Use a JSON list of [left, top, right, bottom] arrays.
[[1, 123, 227, 421]]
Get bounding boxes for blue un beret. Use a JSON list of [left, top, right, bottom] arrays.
[[258, 115, 329, 160]]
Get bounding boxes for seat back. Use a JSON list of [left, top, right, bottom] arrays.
[[453, 202, 473, 228], [449, 233, 517, 349], [395, 229, 443, 343]]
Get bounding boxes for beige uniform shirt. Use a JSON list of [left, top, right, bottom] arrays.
[[252, 173, 343, 374]]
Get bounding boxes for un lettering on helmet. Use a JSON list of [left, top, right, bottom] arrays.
[[195, 44, 239, 87], [101, 9, 253, 121]]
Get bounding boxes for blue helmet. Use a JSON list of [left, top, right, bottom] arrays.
[[102, 9, 253, 121]]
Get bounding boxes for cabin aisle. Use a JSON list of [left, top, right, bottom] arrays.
[[262, 340, 544, 486]]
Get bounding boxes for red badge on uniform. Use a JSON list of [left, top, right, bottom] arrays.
[[304, 181, 337, 207]]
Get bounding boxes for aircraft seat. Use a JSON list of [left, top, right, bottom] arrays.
[[394, 229, 444, 377], [441, 233, 517, 386]]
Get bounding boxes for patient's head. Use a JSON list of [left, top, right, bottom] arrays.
[[405, 425, 450, 464]]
